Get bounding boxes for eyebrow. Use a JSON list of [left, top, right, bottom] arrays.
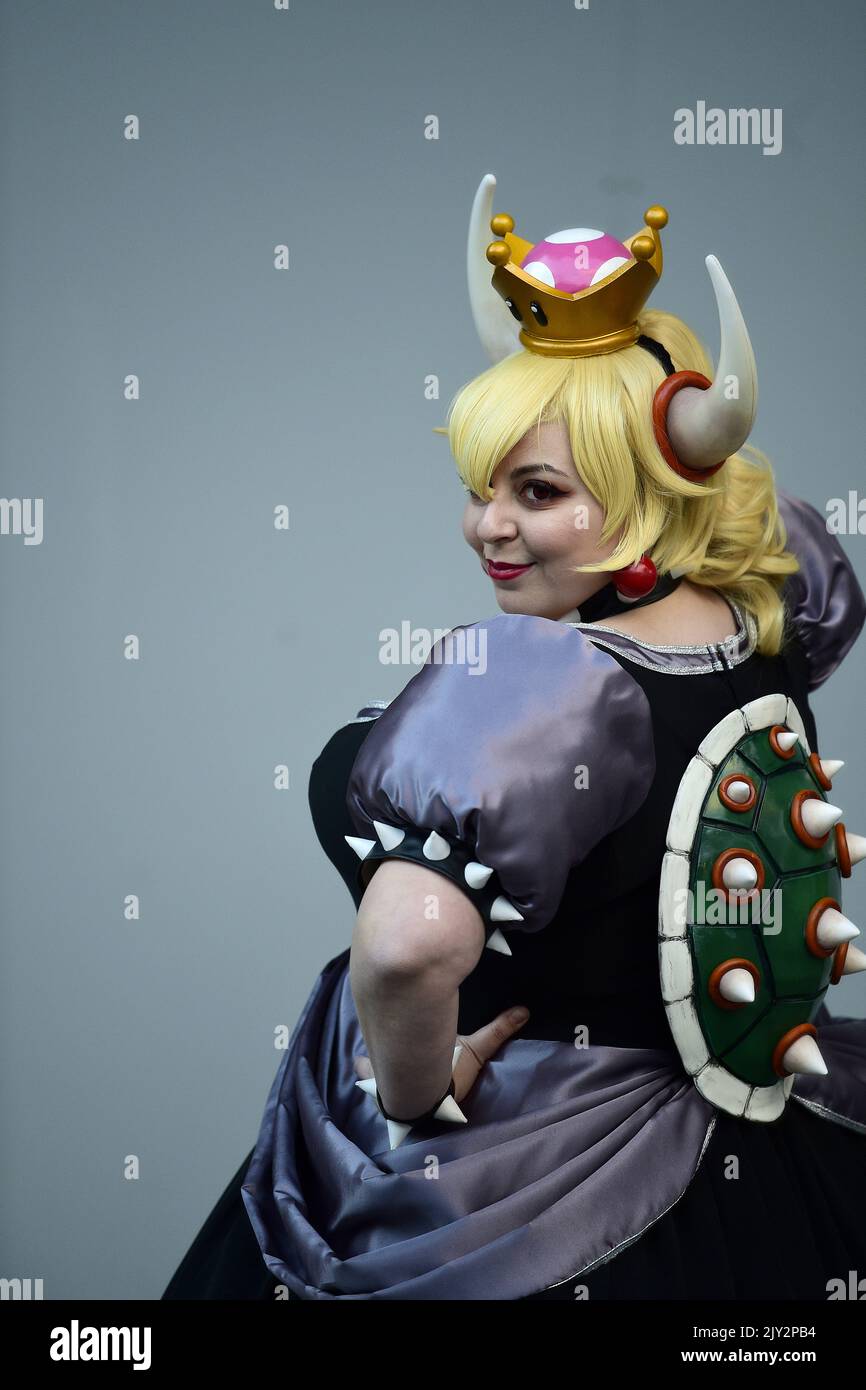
[[508, 463, 573, 481]]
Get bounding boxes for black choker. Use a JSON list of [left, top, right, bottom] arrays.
[[573, 571, 683, 624]]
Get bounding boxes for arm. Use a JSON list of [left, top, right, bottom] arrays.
[[343, 618, 656, 1126], [350, 859, 486, 1120]]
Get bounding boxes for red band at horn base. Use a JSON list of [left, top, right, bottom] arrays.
[[652, 371, 728, 482]]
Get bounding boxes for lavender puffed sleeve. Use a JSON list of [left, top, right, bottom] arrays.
[[344, 613, 655, 941], [777, 490, 866, 691]]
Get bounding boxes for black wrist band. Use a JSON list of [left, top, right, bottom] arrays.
[[374, 1077, 456, 1126]]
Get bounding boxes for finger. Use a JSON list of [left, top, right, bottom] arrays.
[[353, 1055, 374, 1080], [451, 1040, 485, 1097], [463, 1007, 530, 1065]]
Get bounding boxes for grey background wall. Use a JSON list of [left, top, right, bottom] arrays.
[[1, 0, 863, 1299]]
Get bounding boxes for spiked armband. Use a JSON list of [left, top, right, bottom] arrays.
[[355, 1044, 468, 1150], [345, 820, 520, 958]]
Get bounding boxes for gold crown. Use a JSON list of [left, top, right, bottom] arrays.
[[486, 205, 669, 357]]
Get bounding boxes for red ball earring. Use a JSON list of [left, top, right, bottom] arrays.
[[612, 554, 658, 601]]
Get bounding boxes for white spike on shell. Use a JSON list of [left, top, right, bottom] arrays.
[[819, 758, 844, 780], [842, 944, 866, 975], [722, 857, 758, 890], [816, 906, 859, 951], [780, 1034, 828, 1077], [718, 967, 756, 1004], [726, 779, 753, 803], [801, 799, 843, 839], [844, 831, 866, 867]]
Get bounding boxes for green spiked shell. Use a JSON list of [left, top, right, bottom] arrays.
[[659, 694, 850, 1122]]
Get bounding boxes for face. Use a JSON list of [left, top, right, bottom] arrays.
[[461, 419, 623, 620]]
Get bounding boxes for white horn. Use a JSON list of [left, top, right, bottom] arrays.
[[666, 255, 758, 472], [468, 173, 522, 365]]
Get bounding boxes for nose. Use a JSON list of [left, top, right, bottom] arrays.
[[475, 494, 518, 543]]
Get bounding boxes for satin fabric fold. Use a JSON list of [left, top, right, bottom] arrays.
[[240, 952, 865, 1301]]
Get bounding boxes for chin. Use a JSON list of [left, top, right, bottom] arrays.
[[496, 593, 546, 618], [494, 591, 524, 612]]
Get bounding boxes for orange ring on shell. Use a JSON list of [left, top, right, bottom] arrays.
[[830, 942, 849, 985], [808, 752, 833, 792], [804, 896, 842, 960], [769, 724, 797, 760], [835, 822, 852, 878], [711, 846, 765, 902], [718, 773, 757, 813], [772, 1022, 817, 1079], [708, 957, 761, 1011], [790, 789, 831, 850]]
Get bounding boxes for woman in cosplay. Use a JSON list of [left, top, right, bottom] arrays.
[[164, 175, 866, 1301]]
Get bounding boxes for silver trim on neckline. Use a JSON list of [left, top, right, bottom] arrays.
[[565, 599, 758, 675]]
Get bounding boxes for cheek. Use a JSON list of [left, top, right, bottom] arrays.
[[529, 504, 599, 559], [461, 502, 480, 549], [559, 498, 610, 555]]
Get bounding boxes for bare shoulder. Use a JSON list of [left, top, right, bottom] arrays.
[[582, 582, 739, 645]]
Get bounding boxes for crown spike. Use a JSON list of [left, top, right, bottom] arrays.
[[630, 234, 655, 261], [486, 240, 511, 267]]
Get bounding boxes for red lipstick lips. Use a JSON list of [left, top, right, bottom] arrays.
[[484, 558, 535, 582]]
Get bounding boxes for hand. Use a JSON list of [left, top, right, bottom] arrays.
[[353, 1005, 530, 1107]]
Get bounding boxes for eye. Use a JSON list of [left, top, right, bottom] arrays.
[[521, 479, 563, 505], [504, 297, 523, 323], [462, 484, 485, 503], [529, 300, 548, 326]]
